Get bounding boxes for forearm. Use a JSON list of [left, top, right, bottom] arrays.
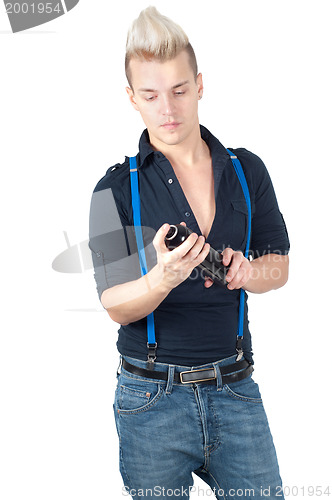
[[100, 264, 172, 325], [242, 254, 289, 294]]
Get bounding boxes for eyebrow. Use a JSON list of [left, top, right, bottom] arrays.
[[138, 80, 190, 92]]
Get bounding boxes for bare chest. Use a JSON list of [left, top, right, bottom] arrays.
[[174, 163, 216, 238]]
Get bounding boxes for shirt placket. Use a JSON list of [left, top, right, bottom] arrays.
[[154, 153, 200, 234]]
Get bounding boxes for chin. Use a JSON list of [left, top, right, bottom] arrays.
[[158, 130, 186, 145], [162, 137, 183, 146]]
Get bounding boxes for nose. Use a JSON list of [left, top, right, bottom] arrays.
[[160, 94, 176, 116]]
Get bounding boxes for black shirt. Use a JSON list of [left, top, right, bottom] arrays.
[[88, 125, 290, 365]]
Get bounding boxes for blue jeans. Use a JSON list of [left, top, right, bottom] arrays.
[[113, 354, 284, 500]]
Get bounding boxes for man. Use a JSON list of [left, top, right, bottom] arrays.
[[89, 6, 290, 499]]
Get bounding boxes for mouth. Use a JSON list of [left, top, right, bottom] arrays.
[[161, 122, 181, 130]]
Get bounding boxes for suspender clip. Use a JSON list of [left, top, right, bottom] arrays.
[[236, 336, 244, 362], [147, 342, 157, 370]]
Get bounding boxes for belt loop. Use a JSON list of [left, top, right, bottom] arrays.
[[213, 362, 223, 391], [165, 365, 175, 394], [116, 355, 122, 377]]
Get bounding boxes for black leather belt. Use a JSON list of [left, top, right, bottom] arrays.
[[121, 358, 253, 385]]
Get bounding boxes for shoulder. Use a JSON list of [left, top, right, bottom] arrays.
[[227, 147, 271, 190], [92, 156, 130, 194], [228, 147, 267, 175]]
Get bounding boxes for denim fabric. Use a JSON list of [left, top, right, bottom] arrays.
[[113, 354, 284, 500]]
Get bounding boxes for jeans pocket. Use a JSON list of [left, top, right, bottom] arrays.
[[114, 375, 164, 415], [224, 375, 262, 403]]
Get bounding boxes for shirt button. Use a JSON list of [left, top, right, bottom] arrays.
[[168, 178, 173, 184], [185, 212, 191, 217]]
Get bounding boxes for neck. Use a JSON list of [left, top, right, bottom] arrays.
[[148, 123, 210, 170]]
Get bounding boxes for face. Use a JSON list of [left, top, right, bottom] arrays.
[[126, 50, 203, 149]]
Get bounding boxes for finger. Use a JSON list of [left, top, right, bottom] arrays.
[[225, 251, 243, 283], [197, 240, 211, 263], [153, 223, 171, 253], [183, 235, 211, 265], [222, 247, 234, 267], [180, 221, 187, 226], [230, 261, 252, 289], [227, 264, 247, 290], [204, 277, 214, 288], [169, 231, 199, 261]]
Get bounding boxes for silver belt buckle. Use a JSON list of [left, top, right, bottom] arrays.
[[179, 367, 216, 384]]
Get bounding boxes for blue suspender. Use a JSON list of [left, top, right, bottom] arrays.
[[129, 157, 157, 368], [129, 150, 251, 366], [226, 150, 252, 361]]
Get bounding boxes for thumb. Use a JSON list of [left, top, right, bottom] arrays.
[[153, 223, 170, 252], [204, 277, 214, 288]]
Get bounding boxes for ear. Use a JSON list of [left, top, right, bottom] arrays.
[[126, 86, 140, 111], [196, 73, 203, 98]]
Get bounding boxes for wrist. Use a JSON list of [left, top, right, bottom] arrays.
[[147, 264, 173, 295]]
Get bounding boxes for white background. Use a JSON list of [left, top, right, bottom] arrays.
[[1, 0, 331, 499]]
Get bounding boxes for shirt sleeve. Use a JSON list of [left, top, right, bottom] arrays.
[[88, 185, 142, 305], [239, 149, 290, 259]]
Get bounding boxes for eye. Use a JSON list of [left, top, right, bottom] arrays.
[[174, 91, 185, 96], [145, 95, 156, 101]]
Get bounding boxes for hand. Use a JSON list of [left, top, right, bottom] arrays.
[[204, 248, 253, 290], [153, 221, 211, 291]]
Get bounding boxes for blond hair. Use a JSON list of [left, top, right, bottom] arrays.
[[125, 6, 198, 88]]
